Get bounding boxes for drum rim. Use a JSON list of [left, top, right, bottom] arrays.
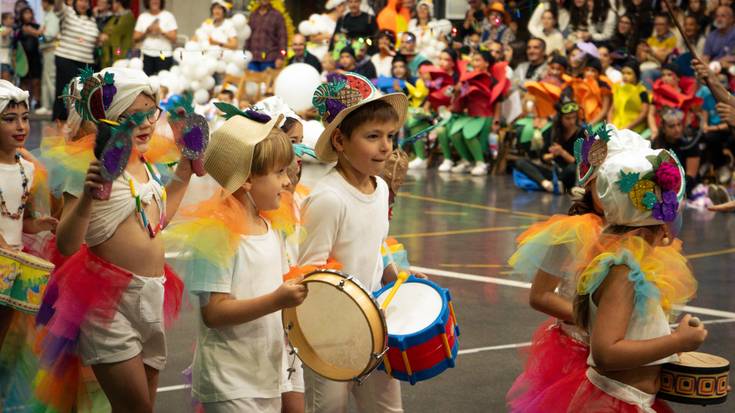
[[0, 248, 55, 271], [664, 351, 730, 374], [374, 276, 452, 344], [282, 269, 388, 381]]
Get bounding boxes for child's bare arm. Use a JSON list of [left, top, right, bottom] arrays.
[[163, 159, 193, 222], [590, 265, 707, 371], [200, 278, 307, 328], [530, 270, 572, 322], [55, 161, 105, 256]]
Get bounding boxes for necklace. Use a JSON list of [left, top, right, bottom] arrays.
[[0, 153, 30, 220], [126, 157, 167, 238]]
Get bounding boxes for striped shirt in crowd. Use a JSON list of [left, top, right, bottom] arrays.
[[55, 5, 99, 64]]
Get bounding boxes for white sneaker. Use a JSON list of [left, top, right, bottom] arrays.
[[470, 162, 488, 176], [408, 157, 428, 170], [35, 107, 50, 115], [451, 160, 470, 173], [438, 159, 454, 172]]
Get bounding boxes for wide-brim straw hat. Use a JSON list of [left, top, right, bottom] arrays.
[[313, 72, 408, 163], [204, 106, 283, 194]]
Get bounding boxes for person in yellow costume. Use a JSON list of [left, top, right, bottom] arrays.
[[609, 58, 650, 134]]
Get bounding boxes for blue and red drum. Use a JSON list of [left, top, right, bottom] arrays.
[[374, 276, 459, 384]]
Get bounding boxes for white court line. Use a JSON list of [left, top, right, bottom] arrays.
[[458, 341, 532, 355], [411, 266, 735, 319]]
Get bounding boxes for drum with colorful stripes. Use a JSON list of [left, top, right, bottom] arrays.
[[374, 276, 459, 384], [659, 351, 729, 405]]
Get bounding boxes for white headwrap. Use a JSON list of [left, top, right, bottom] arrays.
[[595, 129, 685, 227], [98, 67, 158, 122], [0, 80, 29, 114], [251, 95, 300, 128]]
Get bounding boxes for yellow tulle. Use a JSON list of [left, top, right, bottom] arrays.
[[577, 235, 697, 316], [508, 214, 604, 281]]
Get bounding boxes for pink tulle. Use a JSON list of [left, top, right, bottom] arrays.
[[568, 377, 675, 413], [507, 320, 589, 412], [33, 246, 183, 412]]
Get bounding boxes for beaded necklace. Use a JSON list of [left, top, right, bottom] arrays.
[[0, 153, 30, 220], [126, 157, 167, 238]]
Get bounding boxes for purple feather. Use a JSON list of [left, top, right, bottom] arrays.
[[102, 84, 117, 110], [243, 109, 271, 123], [581, 138, 594, 163], [183, 126, 205, 152], [325, 99, 347, 123]]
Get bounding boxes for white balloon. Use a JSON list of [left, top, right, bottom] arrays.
[[216, 61, 227, 73], [158, 70, 170, 79], [206, 46, 222, 60], [112, 59, 129, 68], [273, 63, 322, 112], [194, 65, 209, 80], [238, 24, 251, 41], [194, 89, 210, 105], [243, 51, 253, 64], [226, 63, 244, 77], [231, 14, 247, 30], [149, 76, 161, 92], [170, 65, 181, 76], [202, 76, 216, 90], [129, 58, 144, 71], [190, 80, 202, 91], [205, 59, 218, 76], [184, 41, 200, 52]]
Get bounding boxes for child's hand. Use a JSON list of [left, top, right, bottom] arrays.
[[83, 160, 106, 196], [273, 277, 308, 309], [34, 216, 59, 233], [673, 314, 708, 352]]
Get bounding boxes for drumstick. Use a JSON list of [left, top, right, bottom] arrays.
[[660, 0, 715, 91], [381, 271, 410, 311], [688, 316, 701, 327]]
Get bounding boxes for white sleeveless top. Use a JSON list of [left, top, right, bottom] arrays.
[[587, 297, 678, 367], [86, 165, 165, 247]]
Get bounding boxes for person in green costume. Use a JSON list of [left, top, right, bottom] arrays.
[[419, 48, 459, 171], [99, 0, 135, 68], [443, 50, 508, 175]]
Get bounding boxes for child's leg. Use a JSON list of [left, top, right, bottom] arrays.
[[91, 355, 155, 413], [449, 132, 473, 162], [282, 392, 304, 413], [438, 128, 453, 160], [412, 140, 427, 160], [145, 364, 160, 406], [303, 367, 349, 413], [352, 372, 403, 413], [465, 137, 486, 163], [0, 306, 14, 347]]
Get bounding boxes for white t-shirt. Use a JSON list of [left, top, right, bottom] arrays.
[[371, 53, 393, 78], [298, 169, 390, 292], [197, 19, 236, 46], [190, 222, 289, 402], [0, 158, 34, 249], [135, 10, 178, 57]]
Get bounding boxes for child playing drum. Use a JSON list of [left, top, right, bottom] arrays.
[[0, 79, 58, 341], [298, 72, 416, 412], [166, 105, 307, 413], [566, 130, 705, 411]]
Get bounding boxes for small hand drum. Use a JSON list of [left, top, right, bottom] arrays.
[[0, 248, 54, 313], [374, 276, 459, 384], [659, 351, 730, 405], [282, 270, 388, 382]]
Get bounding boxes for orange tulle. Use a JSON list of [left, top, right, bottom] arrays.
[[566, 77, 612, 124], [283, 259, 344, 281], [525, 81, 562, 119], [508, 214, 604, 281], [577, 234, 697, 316]]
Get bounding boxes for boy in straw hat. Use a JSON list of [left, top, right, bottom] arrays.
[[298, 72, 413, 411], [166, 104, 307, 413]]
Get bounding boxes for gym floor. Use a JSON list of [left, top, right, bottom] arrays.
[[25, 128, 734, 412]]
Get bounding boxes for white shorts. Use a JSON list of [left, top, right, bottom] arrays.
[[202, 397, 281, 413], [281, 342, 305, 393], [78, 274, 167, 370]]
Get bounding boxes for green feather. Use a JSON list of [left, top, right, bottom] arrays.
[[574, 138, 583, 163], [103, 72, 115, 85]]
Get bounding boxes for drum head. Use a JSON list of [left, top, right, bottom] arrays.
[[284, 271, 385, 381], [377, 282, 443, 336]]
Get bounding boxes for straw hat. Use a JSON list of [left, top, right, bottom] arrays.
[[204, 104, 283, 194], [313, 72, 408, 163]]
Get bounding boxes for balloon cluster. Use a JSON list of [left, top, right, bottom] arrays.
[[113, 14, 252, 105]]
